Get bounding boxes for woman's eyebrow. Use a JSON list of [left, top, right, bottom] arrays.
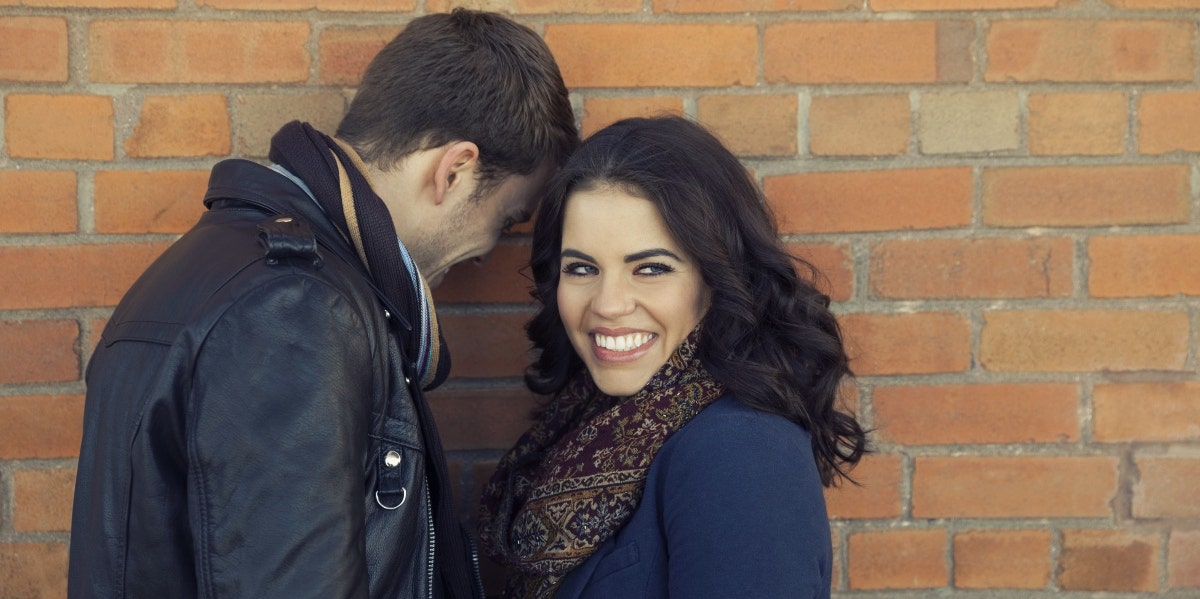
[[560, 249, 596, 262], [625, 249, 682, 263]]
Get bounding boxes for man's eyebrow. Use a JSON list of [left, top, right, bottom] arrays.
[[625, 249, 682, 263]]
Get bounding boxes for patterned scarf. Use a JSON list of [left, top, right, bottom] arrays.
[[478, 328, 725, 598], [268, 121, 473, 599]]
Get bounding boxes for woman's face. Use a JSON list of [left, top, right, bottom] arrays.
[[556, 185, 711, 397]]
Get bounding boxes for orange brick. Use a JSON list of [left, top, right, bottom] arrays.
[[980, 310, 1189, 372], [840, 312, 971, 375], [235, 93, 346, 157], [1090, 234, 1200, 298], [873, 383, 1079, 445], [1060, 529, 1160, 592], [913, 456, 1118, 518], [1095, 383, 1200, 443], [20, 0, 173, 6], [1169, 530, 1200, 588], [0, 543, 68, 599], [823, 453, 902, 519], [1133, 456, 1200, 519], [982, 164, 1190, 227], [0, 171, 77, 234], [200, 0, 413, 9], [125, 94, 231, 158], [765, 21, 960, 84], [0, 320, 78, 384], [318, 26, 400, 86], [440, 312, 533, 379], [0, 17, 67, 82], [765, 168, 972, 234], [429, 0, 639, 11], [786, 242, 853, 302], [545, 23, 757, 88], [1139, 91, 1200, 154], [581, 97, 684, 137], [655, 0, 857, 10], [1028, 92, 1127, 156], [848, 529, 947, 590], [89, 20, 310, 84], [427, 387, 538, 450], [954, 530, 1052, 589], [5, 94, 114, 160], [697, 94, 798, 157], [434, 243, 535, 304], [0, 395, 85, 459], [94, 171, 210, 234], [870, 237, 1073, 299], [0, 244, 171, 310], [986, 20, 1193, 82], [13, 468, 76, 533], [809, 94, 910, 156], [876, 0, 1062, 8]]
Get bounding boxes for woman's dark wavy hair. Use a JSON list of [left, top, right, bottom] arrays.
[[526, 115, 868, 486]]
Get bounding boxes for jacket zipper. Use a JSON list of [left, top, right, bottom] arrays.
[[425, 482, 435, 599], [468, 532, 486, 599]]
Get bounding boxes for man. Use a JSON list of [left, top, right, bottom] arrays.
[[67, 9, 578, 598]]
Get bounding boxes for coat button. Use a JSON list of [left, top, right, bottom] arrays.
[[384, 450, 402, 468]]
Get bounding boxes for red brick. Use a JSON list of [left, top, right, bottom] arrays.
[[1095, 384, 1200, 443], [987, 20, 1193, 82], [1139, 91, 1200, 154], [20, 0, 173, 6], [1133, 456, 1200, 519], [764, 168, 972, 234], [433, 243, 534, 304], [0, 320, 78, 384], [870, 237, 1073, 299], [656, 0, 857, 10], [980, 310, 1189, 372], [89, 20, 310, 84], [13, 468, 76, 533], [0, 171, 77, 234], [1092, 235, 1200, 298], [0, 395, 85, 459], [94, 171, 210, 234], [1060, 529, 1160, 592], [0, 543, 68, 599], [823, 453, 903, 519], [1169, 530, 1200, 588], [0, 243, 171, 310], [201, 0, 413, 9], [318, 26, 400, 86], [982, 165, 1189, 227], [840, 312, 971, 375], [848, 529, 947, 589], [765, 21, 958, 84], [125, 94, 231, 158], [873, 383, 1079, 445], [954, 530, 1052, 589], [0, 17, 67, 82], [876, 0, 1063, 8], [440, 313, 533, 379], [427, 387, 539, 450], [786, 242, 853, 302], [429, 0, 639, 11], [913, 456, 1118, 518], [1028, 92, 1127, 156], [581, 97, 684, 137], [809, 94, 910, 156], [5, 94, 114, 160], [545, 23, 757, 88], [697, 94, 798, 157]]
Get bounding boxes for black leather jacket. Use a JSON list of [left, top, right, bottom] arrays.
[[69, 159, 478, 598]]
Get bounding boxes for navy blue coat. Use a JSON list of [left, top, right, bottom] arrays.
[[554, 395, 833, 598]]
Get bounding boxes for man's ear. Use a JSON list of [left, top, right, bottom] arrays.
[[433, 141, 480, 205]]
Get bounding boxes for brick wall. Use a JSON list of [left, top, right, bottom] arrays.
[[1, 0, 1198, 596]]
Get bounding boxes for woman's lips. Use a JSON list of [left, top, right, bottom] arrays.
[[591, 331, 657, 363]]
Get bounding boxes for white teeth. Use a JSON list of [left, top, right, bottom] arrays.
[[594, 333, 654, 352]]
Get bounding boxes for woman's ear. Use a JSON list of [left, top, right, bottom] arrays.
[[433, 141, 480, 205]]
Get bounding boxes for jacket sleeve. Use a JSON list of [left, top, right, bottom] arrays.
[[188, 274, 376, 598], [659, 406, 833, 599]]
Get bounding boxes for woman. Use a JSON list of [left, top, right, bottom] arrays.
[[478, 116, 868, 598]]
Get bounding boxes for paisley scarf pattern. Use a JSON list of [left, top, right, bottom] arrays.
[[478, 328, 725, 598]]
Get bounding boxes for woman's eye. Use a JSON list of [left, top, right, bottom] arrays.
[[561, 262, 597, 276], [635, 262, 675, 276]]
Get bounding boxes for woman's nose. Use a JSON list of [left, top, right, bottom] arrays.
[[591, 275, 635, 317]]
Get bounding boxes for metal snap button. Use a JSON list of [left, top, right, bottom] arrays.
[[275, 216, 293, 223], [384, 450, 402, 468]]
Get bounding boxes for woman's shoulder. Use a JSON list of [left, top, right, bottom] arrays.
[[674, 394, 812, 448]]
